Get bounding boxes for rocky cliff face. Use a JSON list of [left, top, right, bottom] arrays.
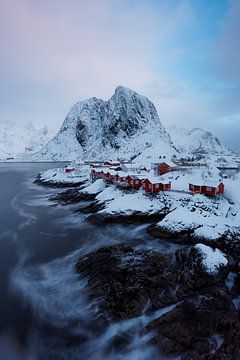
[[28, 86, 174, 161]]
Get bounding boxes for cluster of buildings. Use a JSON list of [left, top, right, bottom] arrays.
[[89, 161, 225, 196]]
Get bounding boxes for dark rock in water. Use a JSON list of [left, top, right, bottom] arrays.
[[145, 287, 240, 359], [148, 222, 201, 243], [75, 244, 237, 358], [87, 211, 166, 225], [50, 188, 98, 204], [76, 244, 176, 323], [75, 244, 228, 321], [148, 223, 240, 265], [75, 200, 105, 214], [212, 236, 240, 264], [35, 174, 86, 188]]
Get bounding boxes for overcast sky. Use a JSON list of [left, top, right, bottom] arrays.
[[0, 0, 240, 150]]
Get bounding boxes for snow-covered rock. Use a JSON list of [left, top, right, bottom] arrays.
[[26, 86, 175, 162], [35, 168, 87, 187], [195, 243, 228, 274], [0, 121, 51, 160], [168, 125, 231, 156]]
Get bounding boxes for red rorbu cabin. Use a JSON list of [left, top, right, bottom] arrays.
[[116, 173, 129, 187], [104, 161, 121, 167], [112, 173, 120, 183], [64, 166, 74, 174], [189, 182, 224, 196], [157, 162, 172, 175], [127, 175, 144, 189], [142, 177, 171, 193]]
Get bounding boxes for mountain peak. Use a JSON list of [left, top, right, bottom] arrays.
[[113, 85, 148, 101], [28, 87, 174, 161]]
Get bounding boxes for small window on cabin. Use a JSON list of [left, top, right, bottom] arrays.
[[135, 180, 139, 184], [206, 186, 212, 191]]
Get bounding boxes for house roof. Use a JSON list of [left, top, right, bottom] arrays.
[[189, 180, 223, 188], [144, 176, 170, 185], [151, 160, 176, 167]]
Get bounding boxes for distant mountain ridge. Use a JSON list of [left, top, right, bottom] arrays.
[[2, 86, 232, 162], [0, 121, 51, 160], [167, 125, 231, 156]]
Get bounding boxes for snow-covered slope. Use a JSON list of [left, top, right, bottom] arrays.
[[26, 86, 175, 162], [0, 121, 52, 160], [168, 126, 230, 156]]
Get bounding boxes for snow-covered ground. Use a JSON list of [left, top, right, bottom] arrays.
[[84, 168, 240, 241], [37, 147, 240, 242], [37, 168, 88, 185]]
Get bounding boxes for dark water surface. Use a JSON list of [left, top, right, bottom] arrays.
[[0, 163, 179, 360]]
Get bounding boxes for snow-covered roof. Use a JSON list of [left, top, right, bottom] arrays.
[[151, 159, 176, 167], [189, 180, 223, 188], [117, 171, 128, 178], [121, 163, 140, 169], [109, 170, 118, 176], [144, 175, 170, 184]]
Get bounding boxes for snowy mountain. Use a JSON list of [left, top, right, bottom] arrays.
[[0, 121, 52, 160], [168, 126, 230, 156], [26, 86, 175, 162]]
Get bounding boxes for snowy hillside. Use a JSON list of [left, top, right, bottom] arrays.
[[0, 121, 52, 160], [25, 86, 175, 162], [168, 125, 230, 156]]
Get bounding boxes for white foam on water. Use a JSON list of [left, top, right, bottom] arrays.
[[11, 250, 91, 332], [11, 246, 181, 360], [11, 196, 37, 230]]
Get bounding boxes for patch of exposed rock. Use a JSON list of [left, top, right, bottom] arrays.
[[50, 188, 98, 204], [146, 286, 240, 359], [148, 223, 240, 265], [87, 211, 166, 225], [75, 244, 236, 358], [75, 200, 106, 214]]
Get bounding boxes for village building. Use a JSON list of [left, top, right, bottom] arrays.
[[189, 181, 224, 196], [151, 160, 176, 176], [64, 166, 74, 174], [142, 176, 171, 193], [115, 172, 129, 187], [104, 161, 121, 167], [120, 163, 144, 173], [128, 174, 146, 189]]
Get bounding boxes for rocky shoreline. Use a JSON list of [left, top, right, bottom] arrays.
[[35, 173, 240, 359], [76, 243, 240, 359], [35, 173, 86, 188]]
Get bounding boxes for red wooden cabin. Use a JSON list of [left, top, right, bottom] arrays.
[[112, 173, 120, 183], [127, 175, 145, 189], [117, 174, 129, 187], [64, 166, 74, 174], [157, 162, 172, 175], [189, 182, 224, 196], [142, 178, 171, 192], [104, 161, 121, 167]]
